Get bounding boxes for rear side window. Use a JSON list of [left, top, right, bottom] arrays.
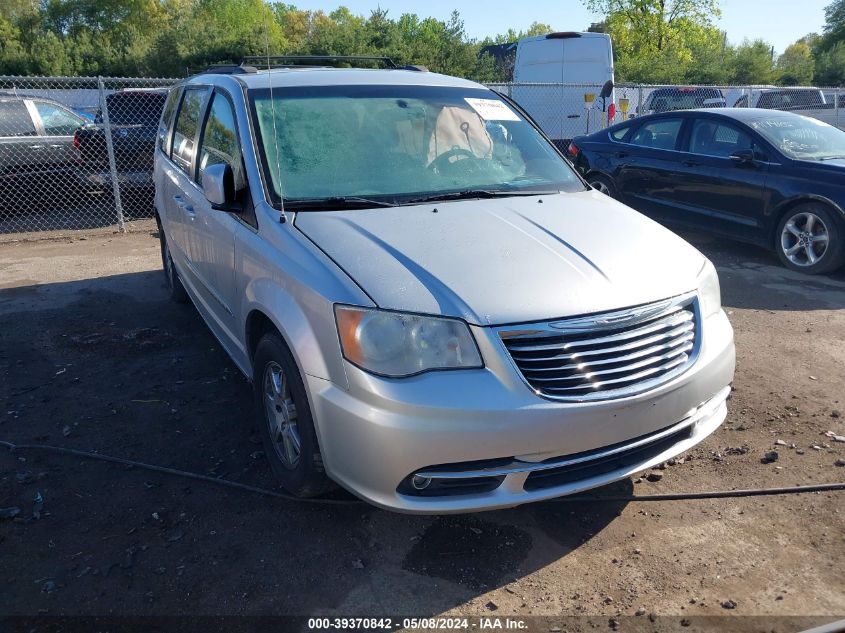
[[758, 90, 824, 110], [158, 88, 181, 154], [171, 88, 207, 176], [610, 124, 631, 141], [630, 119, 683, 151], [197, 92, 244, 189], [689, 120, 754, 157], [106, 92, 167, 126], [648, 89, 723, 112], [0, 101, 36, 137], [33, 102, 83, 136]]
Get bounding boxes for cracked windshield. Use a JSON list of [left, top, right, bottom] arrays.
[[251, 86, 584, 204]]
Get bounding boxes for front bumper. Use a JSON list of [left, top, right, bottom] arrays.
[[307, 309, 734, 514]]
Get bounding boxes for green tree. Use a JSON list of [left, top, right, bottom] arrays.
[[822, 0, 845, 45], [815, 40, 845, 84], [812, 0, 845, 83], [731, 39, 777, 84], [777, 40, 815, 85], [583, 0, 728, 82]]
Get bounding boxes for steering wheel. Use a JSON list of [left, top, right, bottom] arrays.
[[427, 147, 477, 173]]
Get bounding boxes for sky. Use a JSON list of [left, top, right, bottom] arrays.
[[293, 0, 831, 54]]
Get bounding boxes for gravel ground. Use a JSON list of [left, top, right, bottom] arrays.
[[0, 229, 843, 631]]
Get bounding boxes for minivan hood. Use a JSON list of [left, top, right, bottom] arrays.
[[295, 191, 705, 326]]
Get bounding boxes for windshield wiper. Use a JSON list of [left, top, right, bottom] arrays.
[[283, 196, 397, 210], [401, 189, 560, 205], [817, 156, 845, 161]]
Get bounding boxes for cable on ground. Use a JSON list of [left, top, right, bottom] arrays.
[[3, 440, 844, 506]]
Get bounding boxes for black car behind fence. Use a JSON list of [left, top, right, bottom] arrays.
[[0, 76, 842, 238]]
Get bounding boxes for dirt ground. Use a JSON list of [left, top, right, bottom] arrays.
[[1, 228, 844, 631]]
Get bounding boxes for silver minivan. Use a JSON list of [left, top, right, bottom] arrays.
[[154, 63, 735, 513]]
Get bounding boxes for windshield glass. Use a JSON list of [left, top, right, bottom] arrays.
[[250, 85, 584, 205], [749, 115, 845, 160]]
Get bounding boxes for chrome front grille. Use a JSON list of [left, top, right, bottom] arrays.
[[499, 294, 699, 401]]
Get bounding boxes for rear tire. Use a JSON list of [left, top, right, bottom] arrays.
[[253, 331, 334, 497], [775, 203, 845, 275], [157, 219, 189, 303], [589, 174, 617, 199]]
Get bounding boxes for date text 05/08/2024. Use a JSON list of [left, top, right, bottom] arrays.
[[307, 617, 528, 630]]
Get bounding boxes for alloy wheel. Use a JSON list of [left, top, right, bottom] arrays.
[[263, 361, 301, 469], [780, 211, 830, 267], [591, 180, 611, 195]]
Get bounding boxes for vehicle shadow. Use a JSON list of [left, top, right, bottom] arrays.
[[0, 270, 629, 617], [678, 230, 845, 311]]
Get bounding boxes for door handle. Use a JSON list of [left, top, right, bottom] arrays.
[[682, 160, 700, 167], [173, 194, 196, 217], [615, 151, 629, 158], [567, 114, 581, 119]]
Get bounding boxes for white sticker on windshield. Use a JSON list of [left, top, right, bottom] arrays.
[[464, 98, 521, 121]]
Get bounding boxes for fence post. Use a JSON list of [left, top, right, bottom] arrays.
[[637, 84, 644, 116], [98, 76, 125, 233], [837, 87, 841, 129]]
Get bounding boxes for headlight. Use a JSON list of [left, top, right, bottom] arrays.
[[335, 305, 483, 377], [697, 259, 722, 318]]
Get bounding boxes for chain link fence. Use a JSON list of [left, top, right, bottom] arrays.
[[0, 76, 842, 239], [0, 75, 177, 240]]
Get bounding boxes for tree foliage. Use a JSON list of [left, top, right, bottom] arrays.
[[0, 1, 519, 79], [2, 0, 844, 86], [810, 0, 845, 84], [777, 40, 815, 86]]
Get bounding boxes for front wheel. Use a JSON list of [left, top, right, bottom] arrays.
[[252, 332, 334, 497], [775, 204, 845, 274], [157, 220, 189, 303]]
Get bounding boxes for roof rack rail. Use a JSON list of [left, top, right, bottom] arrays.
[[197, 64, 259, 75], [241, 55, 399, 69]]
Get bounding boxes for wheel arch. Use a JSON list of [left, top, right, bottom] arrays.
[[242, 279, 348, 389], [245, 309, 278, 365], [769, 195, 845, 242], [584, 169, 614, 183]]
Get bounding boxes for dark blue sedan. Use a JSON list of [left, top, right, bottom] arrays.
[[568, 108, 845, 274]]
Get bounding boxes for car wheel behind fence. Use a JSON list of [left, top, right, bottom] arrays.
[[775, 204, 845, 275]]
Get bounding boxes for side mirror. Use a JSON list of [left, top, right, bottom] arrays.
[[599, 80, 614, 113], [730, 149, 756, 164], [202, 163, 237, 209]]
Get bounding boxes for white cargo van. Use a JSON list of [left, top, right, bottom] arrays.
[[511, 32, 614, 147]]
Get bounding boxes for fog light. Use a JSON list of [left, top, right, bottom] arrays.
[[411, 475, 432, 490]]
